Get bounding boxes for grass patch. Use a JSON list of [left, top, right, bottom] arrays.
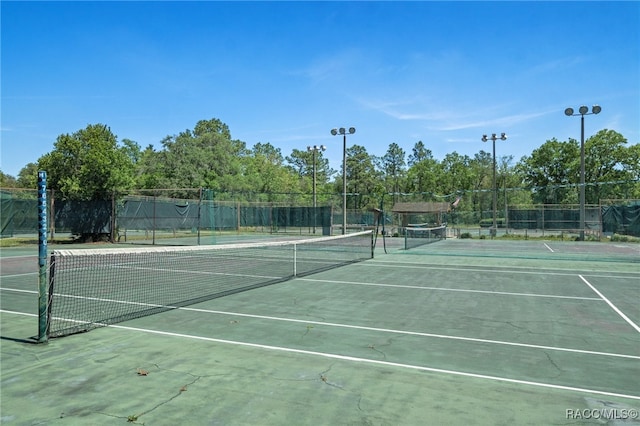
[[0, 238, 37, 247]]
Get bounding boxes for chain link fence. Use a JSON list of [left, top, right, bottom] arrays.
[[2, 188, 638, 242]]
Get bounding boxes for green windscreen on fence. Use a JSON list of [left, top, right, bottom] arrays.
[[602, 203, 640, 237], [507, 206, 601, 231], [1, 193, 37, 236]]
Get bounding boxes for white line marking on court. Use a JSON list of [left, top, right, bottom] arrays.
[[299, 278, 601, 300], [544, 243, 554, 252], [172, 306, 640, 360], [5, 303, 639, 361], [2, 309, 639, 400], [579, 275, 640, 333], [0, 288, 37, 295], [0, 255, 38, 260], [105, 324, 640, 401], [366, 261, 640, 279], [0, 310, 34, 316], [1, 288, 636, 360], [0, 272, 39, 279]]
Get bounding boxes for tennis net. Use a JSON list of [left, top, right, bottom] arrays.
[[45, 231, 373, 338], [403, 225, 446, 249]]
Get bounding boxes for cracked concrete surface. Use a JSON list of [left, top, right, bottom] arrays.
[[2, 243, 639, 425]]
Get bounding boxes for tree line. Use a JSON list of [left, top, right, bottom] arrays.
[[1, 118, 639, 214]]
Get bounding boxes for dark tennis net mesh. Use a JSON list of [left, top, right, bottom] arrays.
[[403, 225, 447, 249], [46, 231, 373, 338]]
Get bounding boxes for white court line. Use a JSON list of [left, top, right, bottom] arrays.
[[0, 288, 36, 295], [365, 261, 639, 280], [0, 272, 39, 279], [109, 325, 640, 401], [544, 243, 554, 252], [168, 306, 640, 360], [0, 255, 38, 260], [579, 275, 640, 333], [299, 278, 601, 301], [362, 261, 640, 278], [1, 304, 637, 360], [2, 310, 639, 401]]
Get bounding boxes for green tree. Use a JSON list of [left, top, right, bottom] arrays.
[[244, 143, 300, 197], [438, 152, 474, 198], [407, 141, 430, 167], [135, 144, 164, 189], [621, 143, 640, 198], [37, 124, 135, 200], [36, 124, 136, 241], [286, 147, 334, 202], [150, 118, 248, 192], [498, 155, 531, 208], [286, 147, 332, 181], [339, 144, 382, 211], [382, 142, 406, 198], [584, 129, 640, 202], [0, 170, 17, 188], [16, 163, 39, 189], [469, 150, 493, 214], [405, 147, 439, 195], [517, 138, 580, 204], [194, 118, 231, 139]]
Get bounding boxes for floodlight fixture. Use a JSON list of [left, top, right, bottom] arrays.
[[565, 105, 601, 117], [331, 129, 338, 136], [481, 133, 507, 143]]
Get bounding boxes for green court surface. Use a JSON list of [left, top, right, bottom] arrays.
[[1, 238, 639, 425]]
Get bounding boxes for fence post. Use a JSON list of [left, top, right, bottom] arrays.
[[110, 191, 116, 243]]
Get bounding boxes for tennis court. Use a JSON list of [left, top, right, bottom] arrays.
[[1, 235, 639, 425]]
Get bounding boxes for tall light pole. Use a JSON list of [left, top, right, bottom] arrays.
[[565, 105, 601, 241], [307, 144, 326, 233], [331, 127, 355, 235], [481, 132, 507, 237]]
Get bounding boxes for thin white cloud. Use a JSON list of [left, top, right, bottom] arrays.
[[434, 110, 554, 131], [289, 49, 364, 84], [523, 56, 586, 77], [359, 95, 557, 131], [357, 96, 453, 122]]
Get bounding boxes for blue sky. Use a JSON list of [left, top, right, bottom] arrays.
[[2, 1, 639, 179]]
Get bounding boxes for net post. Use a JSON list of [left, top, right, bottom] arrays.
[[197, 188, 202, 245], [371, 231, 374, 258], [404, 228, 408, 250], [293, 243, 298, 276], [37, 171, 48, 343]]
